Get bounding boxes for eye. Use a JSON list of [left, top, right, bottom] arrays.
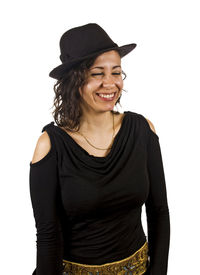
[[91, 73, 103, 76], [91, 72, 122, 76]]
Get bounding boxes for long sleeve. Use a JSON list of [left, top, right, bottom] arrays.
[[29, 149, 64, 275], [145, 129, 170, 275]]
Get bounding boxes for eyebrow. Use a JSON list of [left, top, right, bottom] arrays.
[[90, 65, 121, 70]]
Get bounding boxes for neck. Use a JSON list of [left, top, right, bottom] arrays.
[[79, 110, 114, 135]]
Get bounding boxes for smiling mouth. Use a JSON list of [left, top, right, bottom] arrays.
[[96, 92, 117, 97], [96, 91, 117, 100]]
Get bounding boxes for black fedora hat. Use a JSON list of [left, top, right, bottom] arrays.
[[49, 23, 137, 80]]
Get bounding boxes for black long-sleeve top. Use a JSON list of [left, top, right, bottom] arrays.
[[29, 111, 170, 275]]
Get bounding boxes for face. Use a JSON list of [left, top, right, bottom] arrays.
[[79, 50, 123, 113]]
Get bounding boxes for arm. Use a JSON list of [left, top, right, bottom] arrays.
[[145, 119, 170, 275], [29, 131, 63, 275]]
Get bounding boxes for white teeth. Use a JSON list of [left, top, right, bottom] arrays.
[[98, 93, 115, 98]]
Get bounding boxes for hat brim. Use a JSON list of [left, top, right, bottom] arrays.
[[49, 43, 137, 80]]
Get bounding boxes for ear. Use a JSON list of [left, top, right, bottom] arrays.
[[79, 87, 83, 97]]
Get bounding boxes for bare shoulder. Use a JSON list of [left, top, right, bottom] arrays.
[[144, 117, 156, 134], [31, 131, 51, 164]]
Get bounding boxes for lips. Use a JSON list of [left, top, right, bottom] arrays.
[[95, 91, 117, 101], [96, 92, 117, 95]]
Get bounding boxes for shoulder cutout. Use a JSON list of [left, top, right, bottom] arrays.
[[31, 131, 51, 164], [145, 117, 156, 134]]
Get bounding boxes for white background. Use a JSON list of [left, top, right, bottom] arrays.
[[0, 0, 199, 274]]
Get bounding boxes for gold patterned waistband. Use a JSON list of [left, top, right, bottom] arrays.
[[62, 241, 149, 275]]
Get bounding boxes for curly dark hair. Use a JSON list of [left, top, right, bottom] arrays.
[[51, 50, 127, 132]]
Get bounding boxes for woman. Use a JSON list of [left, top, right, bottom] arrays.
[[29, 23, 170, 275]]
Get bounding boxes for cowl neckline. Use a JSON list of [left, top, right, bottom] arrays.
[[51, 111, 132, 168]]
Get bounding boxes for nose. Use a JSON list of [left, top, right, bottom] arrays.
[[102, 74, 116, 88]]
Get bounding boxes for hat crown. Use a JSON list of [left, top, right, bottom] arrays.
[[59, 23, 118, 63]]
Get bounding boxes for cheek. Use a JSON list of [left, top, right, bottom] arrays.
[[116, 79, 123, 90], [80, 82, 99, 96], [79, 83, 94, 99]]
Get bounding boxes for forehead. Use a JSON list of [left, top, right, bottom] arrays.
[[92, 50, 121, 66]]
